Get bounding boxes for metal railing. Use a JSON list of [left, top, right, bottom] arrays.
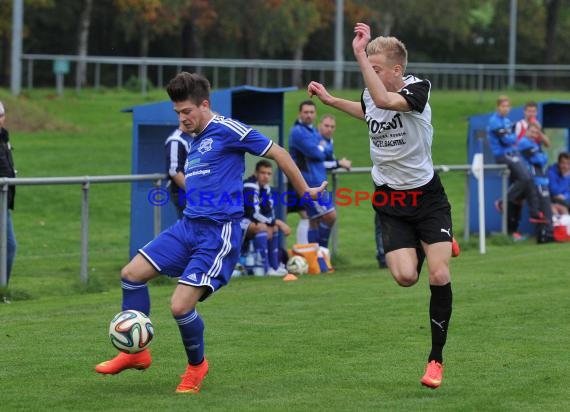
[[0, 165, 509, 287], [20, 54, 570, 93], [329, 164, 509, 255], [0, 173, 166, 287]]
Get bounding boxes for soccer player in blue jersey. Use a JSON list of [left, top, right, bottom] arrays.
[[95, 72, 327, 393], [289, 101, 337, 248]]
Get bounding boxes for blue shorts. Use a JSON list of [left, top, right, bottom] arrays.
[[302, 191, 335, 220], [139, 217, 242, 300]]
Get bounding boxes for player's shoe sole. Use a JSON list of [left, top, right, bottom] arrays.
[[95, 349, 152, 374], [420, 360, 443, 389], [176, 358, 209, 394]]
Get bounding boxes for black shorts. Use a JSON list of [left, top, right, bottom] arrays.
[[373, 173, 452, 253]]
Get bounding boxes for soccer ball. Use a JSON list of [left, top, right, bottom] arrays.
[[109, 310, 154, 354], [286, 255, 309, 275]]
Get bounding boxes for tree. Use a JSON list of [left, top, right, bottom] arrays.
[[112, 0, 185, 57], [178, 0, 217, 59], [0, 0, 54, 84], [76, 0, 93, 87]]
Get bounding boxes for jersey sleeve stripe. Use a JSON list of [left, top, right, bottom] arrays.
[[259, 141, 273, 156]]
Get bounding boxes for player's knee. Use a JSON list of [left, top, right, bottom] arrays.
[[120, 265, 138, 282], [170, 299, 194, 317], [322, 211, 337, 225], [392, 271, 419, 287], [251, 223, 268, 234], [429, 266, 451, 285]]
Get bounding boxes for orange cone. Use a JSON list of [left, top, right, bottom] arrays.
[[283, 273, 298, 282]]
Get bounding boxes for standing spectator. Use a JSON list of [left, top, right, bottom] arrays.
[[487, 95, 548, 240], [165, 128, 191, 218], [242, 160, 290, 276], [94, 72, 326, 393], [515, 101, 551, 147], [308, 23, 454, 389], [288, 101, 337, 248], [0, 101, 17, 301], [517, 123, 554, 243], [547, 152, 570, 215], [319, 114, 352, 172]]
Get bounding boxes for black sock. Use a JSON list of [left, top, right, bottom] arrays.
[[428, 282, 452, 363]]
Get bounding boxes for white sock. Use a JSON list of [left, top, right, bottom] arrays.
[[296, 218, 309, 244]]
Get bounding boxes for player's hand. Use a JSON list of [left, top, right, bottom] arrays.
[[338, 158, 352, 170], [307, 81, 334, 105], [352, 22, 371, 56], [307, 181, 328, 200]]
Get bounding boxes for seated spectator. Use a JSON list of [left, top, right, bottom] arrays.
[[547, 152, 570, 215], [487, 95, 547, 241], [517, 123, 554, 243], [241, 160, 291, 276]]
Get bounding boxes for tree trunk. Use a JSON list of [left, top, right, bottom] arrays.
[[1, 34, 9, 86], [543, 0, 559, 64], [292, 44, 304, 88], [181, 21, 203, 73], [75, 0, 93, 88], [542, 0, 560, 89]]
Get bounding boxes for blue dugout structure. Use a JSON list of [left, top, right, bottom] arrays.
[[125, 85, 296, 258], [467, 101, 570, 235]]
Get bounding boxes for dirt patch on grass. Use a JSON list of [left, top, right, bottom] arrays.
[[0, 94, 79, 133]]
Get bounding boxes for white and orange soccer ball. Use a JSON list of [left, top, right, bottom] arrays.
[[286, 255, 309, 275], [108, 310, 154, 354]]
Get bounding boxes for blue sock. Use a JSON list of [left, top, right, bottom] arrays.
[[254, 232, 269, 272], [174, 309, 205, 365], [121, 278, 150, 315], [269, 234, 279, 270], [318, 222, 332, 248], [308, 227, 319, 243]]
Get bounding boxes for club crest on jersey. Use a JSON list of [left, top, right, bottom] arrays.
[[197, 138, 213, 154]]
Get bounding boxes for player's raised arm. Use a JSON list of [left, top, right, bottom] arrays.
[[352, 22, 410, 112], [264, 144, 327, 200], [307, 81, 364, 120]]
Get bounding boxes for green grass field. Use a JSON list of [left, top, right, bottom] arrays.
[[1, 87, 570, 411]]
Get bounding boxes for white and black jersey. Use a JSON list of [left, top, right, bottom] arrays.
[[361, 75, 434, 190]]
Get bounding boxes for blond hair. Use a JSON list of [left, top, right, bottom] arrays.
[[366, 36, 408, 71], [496, 95, 510, 106]]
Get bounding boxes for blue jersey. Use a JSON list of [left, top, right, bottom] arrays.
[[547, 164, 570, 201], [183, 115, 273, 222], [517, 136, 548, 186], [288, 120, 327, 187], [487, 113, 517, 158], [322, 137, 339, 170], [165, 129, 191, 192]]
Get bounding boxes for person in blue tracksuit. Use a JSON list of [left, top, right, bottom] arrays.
[[487, 95, 547, 237], [517, 123, 554, 243], [288, 100, 336, 248]]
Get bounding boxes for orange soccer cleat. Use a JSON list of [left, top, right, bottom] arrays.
[[451, 238, 460, 258], [420, 360, 443, 389], [95, 349, 152, 375], [176, 358, 209, 394]]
